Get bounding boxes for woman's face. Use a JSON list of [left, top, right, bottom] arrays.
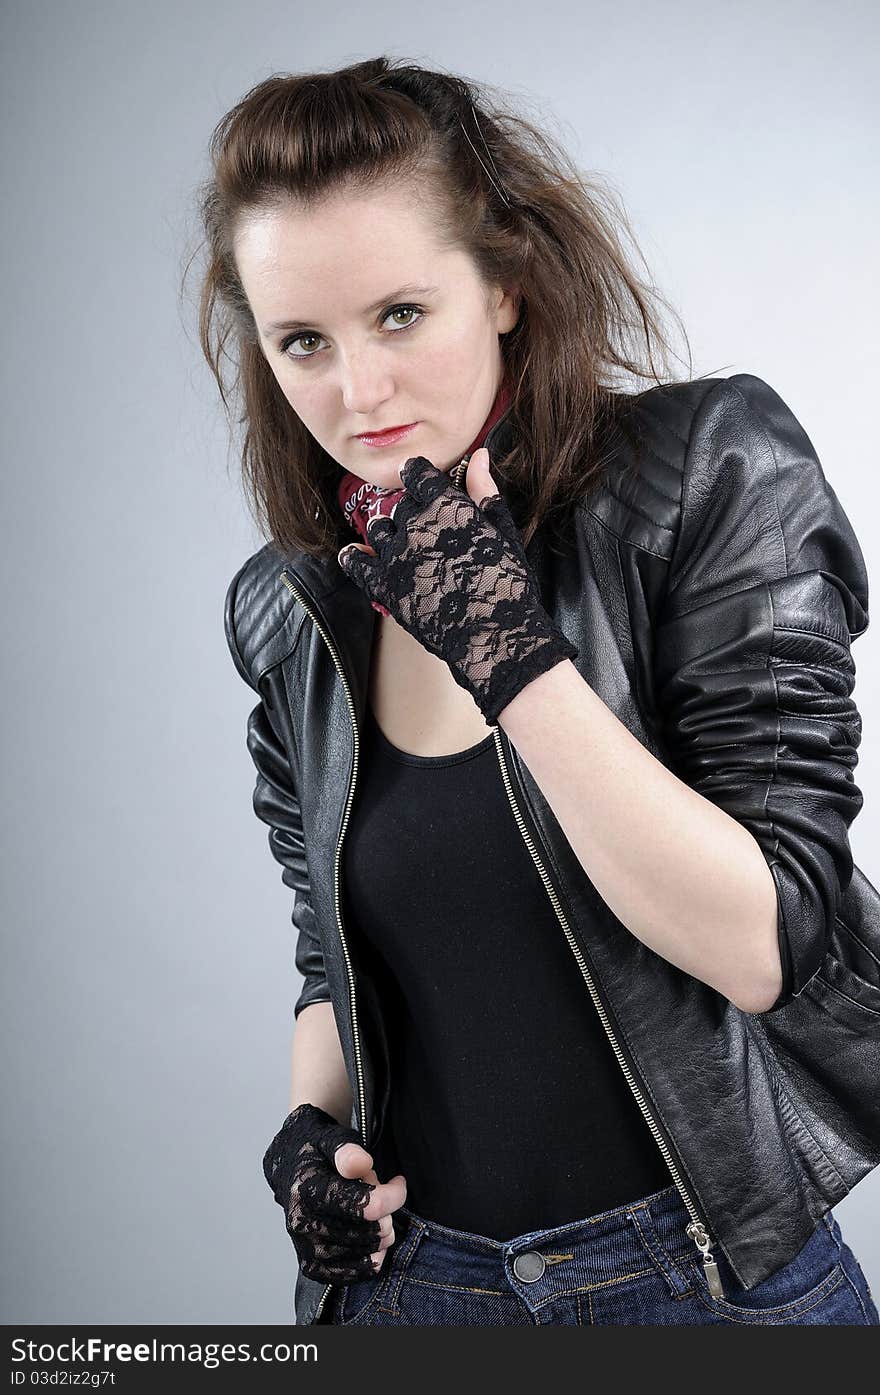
[[233, 179, 520, 490]]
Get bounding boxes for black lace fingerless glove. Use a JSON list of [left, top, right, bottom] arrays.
[[338, 456, 578, 726], [262, 1103, 383, 1284]]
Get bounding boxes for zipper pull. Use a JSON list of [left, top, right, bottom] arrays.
[[685, 1220, 726, 1299]]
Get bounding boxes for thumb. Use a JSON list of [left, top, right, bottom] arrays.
[[467, 447, 498, 505], [333, 1141, 376, 1180]]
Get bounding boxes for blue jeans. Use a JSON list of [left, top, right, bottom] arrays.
[[327, 1182, 879, 1325]]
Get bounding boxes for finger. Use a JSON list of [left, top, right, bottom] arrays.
[[295, 1223, 387, 1282], [478, 490, 528, 560], [337, 544, 395, 614], [399, 454, 447, 504], [339, 541, 384, 572], [376, 1217, 395, 1250], [364, 514, 396, 552], [300, 1158, 375, 1222], [295, 1208, 382, 1251], [327, 1142, 404, 1220], [337, 542, 377, 571], [354, 1168, 400, 1248], [337, 543, 386, 596], [361, 1172, 407, 1223], [358, 1167, 394, 1245], [299, 1242, 386, 1285], [338, 543, 377, 559]]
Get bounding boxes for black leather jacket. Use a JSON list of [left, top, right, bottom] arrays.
[[225, 372, 872, 1325]]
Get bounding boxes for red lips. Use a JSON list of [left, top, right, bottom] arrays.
[[355, 422, 419, 446]]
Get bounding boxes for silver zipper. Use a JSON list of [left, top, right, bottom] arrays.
[[457, 444, 723, 1287], [489, 703, 727, 1297], [278, 567, 366, 1326], [459, 437, 725, 1291], [685, 1220, 725, 1299]]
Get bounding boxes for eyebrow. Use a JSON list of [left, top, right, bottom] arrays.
[[262, 283, 441, 336]]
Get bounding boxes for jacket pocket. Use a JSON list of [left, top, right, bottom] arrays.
[[804, 950, 880, 1031], [756, 901, 880, 1175]]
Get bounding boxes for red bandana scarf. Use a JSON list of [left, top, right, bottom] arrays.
[[336, 379, 513, 616]]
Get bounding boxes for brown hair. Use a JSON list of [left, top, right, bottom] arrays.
[[185, 55, 703, 561]]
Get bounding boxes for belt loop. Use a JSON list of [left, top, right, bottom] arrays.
[[627, 1202, 693, 1299], [375, 1213, 429, 1317]]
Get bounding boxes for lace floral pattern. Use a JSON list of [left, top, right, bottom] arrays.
[[338, 456, 578, 725], [263, 1103, 382, 1283]]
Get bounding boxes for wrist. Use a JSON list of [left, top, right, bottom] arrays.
[[469, 627, 579, 727], [262, 1103, 363, 1205]]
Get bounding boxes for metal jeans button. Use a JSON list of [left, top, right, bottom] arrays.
[[512, 1251, 546, 1283]]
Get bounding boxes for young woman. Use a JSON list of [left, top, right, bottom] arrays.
[[196, 56, 880, 1325]]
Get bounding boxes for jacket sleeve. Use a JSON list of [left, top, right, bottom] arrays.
[[652, 373, 869, 1013], [224, 566, 331, 1021]]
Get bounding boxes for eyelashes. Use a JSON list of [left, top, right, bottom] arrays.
[[280, 304, 426, 361]]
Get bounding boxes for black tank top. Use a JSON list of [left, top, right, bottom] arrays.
[[341, 703, 672, 1239]]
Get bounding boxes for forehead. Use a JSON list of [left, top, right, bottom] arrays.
[[234, 182, 454, 297]]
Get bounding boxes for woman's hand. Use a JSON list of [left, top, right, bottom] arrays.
[[262, 1102, 407, 1283], [337, 448, 578, 726], [333, 1138, 405, 1273]]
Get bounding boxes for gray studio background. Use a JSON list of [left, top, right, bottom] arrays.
[[2, 0, 878, 1323]]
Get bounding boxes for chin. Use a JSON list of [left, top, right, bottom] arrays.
[[356, 453, 455, 490], [367, 473, 406, 494]]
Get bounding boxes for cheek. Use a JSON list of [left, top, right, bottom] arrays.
[[414, 327, 484, 390], [272, 368, 323, 423]]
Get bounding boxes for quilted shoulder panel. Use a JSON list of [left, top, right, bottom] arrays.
[[584, 376, 722, 558], [224, 542, 307, 688]]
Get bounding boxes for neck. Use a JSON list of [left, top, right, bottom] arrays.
[[337, 376, 513, 545]]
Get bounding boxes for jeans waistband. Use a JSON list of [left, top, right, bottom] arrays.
[[391, 1182, 702, 1302]]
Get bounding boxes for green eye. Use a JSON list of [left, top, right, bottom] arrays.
[[280, 303, 426, 360]]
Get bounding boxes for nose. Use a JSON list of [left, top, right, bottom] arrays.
[[338, 349, 396, 417]]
